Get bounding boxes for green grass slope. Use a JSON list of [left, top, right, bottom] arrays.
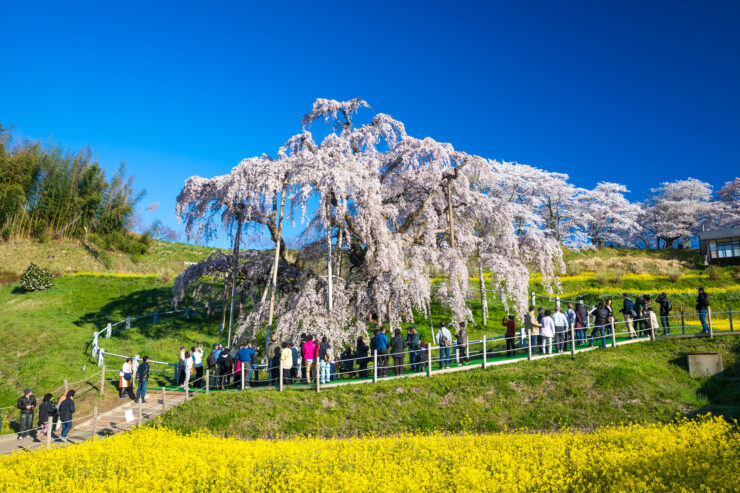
[[159, 338, 740, 439]]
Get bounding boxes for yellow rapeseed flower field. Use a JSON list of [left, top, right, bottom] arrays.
[[1, 418, 738, 492]]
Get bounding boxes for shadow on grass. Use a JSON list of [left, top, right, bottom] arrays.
[[690, 342, 740, 421]]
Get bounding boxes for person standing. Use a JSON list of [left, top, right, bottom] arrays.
[[525, 306, 542, 355], [207, 344, 220, 389], [182, 350, 193, 390], [390, 329, 405, 376], [192, 345, 204, 388], [135, 356, 150, 403], [696, 287, 710, 334], [620, 293, 637, 339], [647, 306, 659, 338], [435, 322, 452, 369], [405, 326, 420, 371], [540, 310, 555, 355], [340, 346, 354, 379], [176, 346, 186, 386], [217, 348, 233, 389], [302, 335, 317, 384], [605, 299, 614, 335], [375, 328, 390, 377], [552, 306, 569, 353], [356, 336, 370, 378], [58, 390, 75, 443], [37, 393, 53, 440], [502, 315, 517, 357], [119, 358, 133, 399], [456, 321, 469, 364], [590, 302, 609, 349], [319, 338, 333, 385], [565, 304, 576, 351], [266, 335, 282, 386], [16, 388, 36, 440], [656, 293, 672, 335], [237, 342, 256, 387], [574, 303, 586, 345], [291, 341, 301, 382], [280, 342, 293, 385]]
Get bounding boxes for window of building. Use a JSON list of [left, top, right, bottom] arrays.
[[713, 238, 740, 258]]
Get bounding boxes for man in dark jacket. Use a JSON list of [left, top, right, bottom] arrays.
[[656, 293, 672, 335], [16, 388, 37, 440], [58, 390, 76, 443], [218, 348, 233, 389], [456, 321, 469, 363], [374, 327, 389, 377], [135, 356, 150, 403], [591, 302, 610, 349], [390, 329, 405, 376], [266, 335, 281, 386], [405, 326, 420, 371], [620, 293, 637, 339]]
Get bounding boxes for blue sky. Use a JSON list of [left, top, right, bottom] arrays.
[[1, 1, 738, 248]]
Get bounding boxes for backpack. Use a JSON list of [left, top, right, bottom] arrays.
[[207, 352, 217, 368], [370, 336, 377, 351], [665, 300, 672, 312], [439, 331, 450, 347]]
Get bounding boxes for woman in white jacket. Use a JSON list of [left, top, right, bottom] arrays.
[[540, 310, 556, 355], [182, 350, 193, 390], [119, 358, 133, 399]]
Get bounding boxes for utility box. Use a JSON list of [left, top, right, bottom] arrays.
[[687, 353, 723, 378]]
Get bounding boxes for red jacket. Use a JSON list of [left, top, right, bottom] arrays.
[[302, 341, 317, 360], [503, 320, 517, 338]]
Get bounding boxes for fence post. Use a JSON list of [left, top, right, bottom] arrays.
[[64, 379, 68, 395], [46, 416, 53, 446], [466, 337, 470, 364], [730, 308, 734, 332], [372, 350, 378, 383], [92, 406, 98, 438], [161, 387, 166, 411], [708, 307, 714, 339], [153, 311, 158, 324], [279, 358, 284, 392], [482, 336, 487, 369], [611, 319, 617, 348], [556, 296, 560, 309], [125, 316, 131, 330], [531, 292, 536, 306], [185, 308, 190, 319], [427, 346, 432, 377], [105, 323, 112, 338], [241, 366, 245, 391], [681, 309, 685, 335], [205, 370, 210, 394], [137, 399, 143, 426], [527, 331, 532, 361], [455, 343, 460, 365], [570, 323, 576, 355], [316, 366, 320, 393], [100, 366, 105, 396]]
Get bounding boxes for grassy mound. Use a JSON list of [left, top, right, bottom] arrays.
[[159, 338, 739, 438]]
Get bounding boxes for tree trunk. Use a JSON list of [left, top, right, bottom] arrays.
[[447, 181, 455, 249], [327, 224, 333, 312], [227, 217, 242, 345], [220, 272, 229, 331], [478, 257, 488, 326], [336, 226, 343, 278]]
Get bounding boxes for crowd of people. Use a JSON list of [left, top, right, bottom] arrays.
[[14, 388, 76, 443]]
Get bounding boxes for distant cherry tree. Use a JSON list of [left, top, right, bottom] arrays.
[[642, 178, 714, 248], [716, 177, 740, 228]]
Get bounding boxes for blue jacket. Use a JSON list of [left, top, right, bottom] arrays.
[[374, 333, 389, 351], [237, 347, 256, 362]]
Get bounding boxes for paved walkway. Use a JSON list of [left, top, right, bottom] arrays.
[[0, 391, 187, 455]]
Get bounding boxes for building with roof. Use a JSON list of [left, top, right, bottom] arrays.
[[698, 227, 740, 265]]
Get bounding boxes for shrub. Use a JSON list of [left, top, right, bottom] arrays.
[[731, 266, 740, 283], [666, 268, 682, 283], [706, 265, 724, 281], [20, 262, 54, 292], [595, 272, 609, 286]]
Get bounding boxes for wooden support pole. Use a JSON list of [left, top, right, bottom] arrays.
[[372, 350, 378, 383], [482, 336, 487, 369], [279, 358, 284, 392], [426, 346, 432, 377], [527, 332, 532, 361], [570, 322, 576, 356], [611, 319, 617, 348], [729, 308, 733, 332], [46, 416, 53, 447], [681, 309, 685, 335], [316, 365, 320, 393], [100, 366, 105, 396], [241, 366, 245, 391], [161, 387, 166, 411], [205, 370, 210, 394], [92, 406, 98, 438], [708, 307, 714, 339]]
